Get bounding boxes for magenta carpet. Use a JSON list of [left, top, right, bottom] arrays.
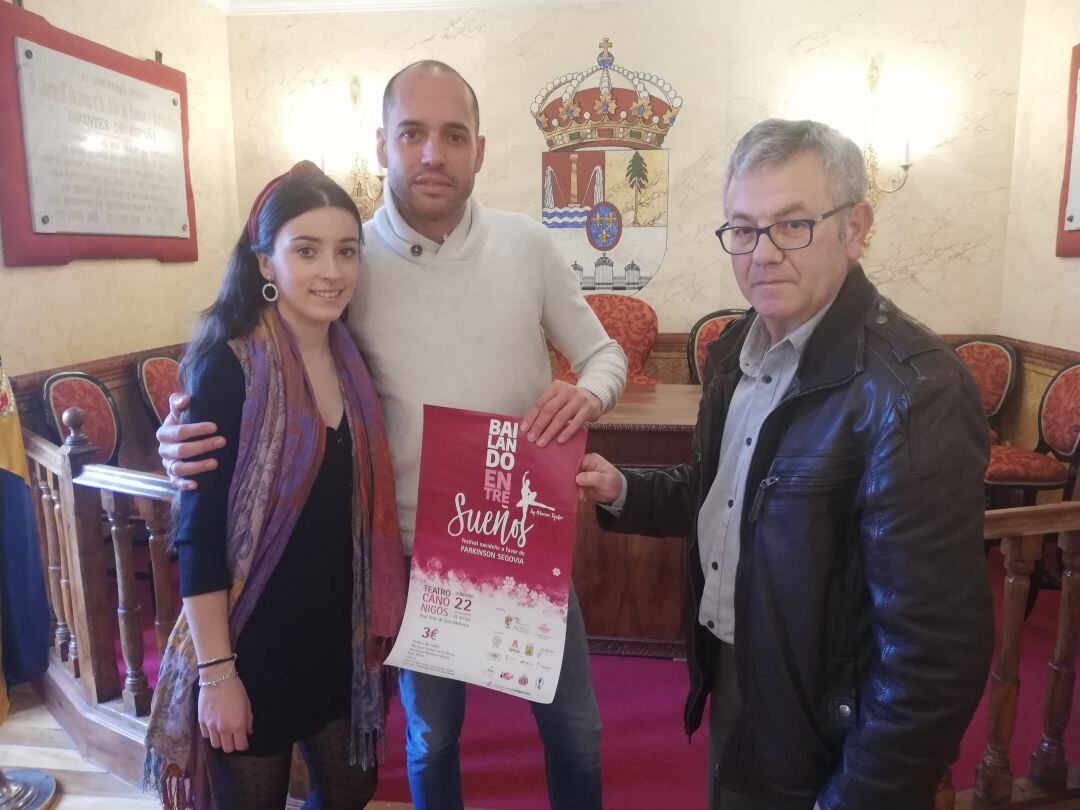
[[128, 550, 1078, 809], [372, 655, 708, 809]]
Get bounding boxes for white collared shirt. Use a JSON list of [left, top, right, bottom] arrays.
[[695, 302, 833, 643]]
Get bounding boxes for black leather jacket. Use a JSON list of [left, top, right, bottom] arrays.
[[599, 267, 993, 809]]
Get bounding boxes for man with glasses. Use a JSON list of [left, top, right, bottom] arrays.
[[577, 118, 993, 809]]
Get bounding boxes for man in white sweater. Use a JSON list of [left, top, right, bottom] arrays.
[[159, 61, 625, 810]]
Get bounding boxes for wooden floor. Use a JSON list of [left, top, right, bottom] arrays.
[[0, 684, 155, 809], [0, 684, 426, 810]]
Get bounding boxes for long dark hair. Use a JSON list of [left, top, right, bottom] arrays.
[[180, 169, 364, 388]]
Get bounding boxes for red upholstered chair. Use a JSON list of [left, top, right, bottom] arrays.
[[41, 371, 121, 465], [687, 308, 747, 384], [554, 294, 661, 385], [984, 361, 1080, 506], [985, 361, 1080, 614], [954, 339, 1018, 445], [43, 371, 160, 591], [135, 355, 180, 427]]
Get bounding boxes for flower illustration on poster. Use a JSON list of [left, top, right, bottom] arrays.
[[533, 38, 682, 294]]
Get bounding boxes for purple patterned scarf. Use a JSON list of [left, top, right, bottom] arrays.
[[145, 309, 405, 809]]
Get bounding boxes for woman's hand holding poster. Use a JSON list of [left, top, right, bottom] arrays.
[[385, 405, 586, 703]]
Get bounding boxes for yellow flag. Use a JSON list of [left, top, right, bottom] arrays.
[[0, 364, 12, 726], [0, 364, 29, 487]]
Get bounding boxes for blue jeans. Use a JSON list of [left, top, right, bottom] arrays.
[[398, 586, 602, 810]]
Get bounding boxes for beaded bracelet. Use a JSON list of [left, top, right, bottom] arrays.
[[197, 668, 238, 688], [197, 653, 237, 670]]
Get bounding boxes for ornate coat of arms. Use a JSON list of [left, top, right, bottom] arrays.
[[0, 364, 14, 417], [533, 38, 681, 294]]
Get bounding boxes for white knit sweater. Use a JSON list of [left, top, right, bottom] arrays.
[[347, 192, 627, 552]]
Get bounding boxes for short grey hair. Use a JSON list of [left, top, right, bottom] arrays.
[[723, 119, 868, 216]]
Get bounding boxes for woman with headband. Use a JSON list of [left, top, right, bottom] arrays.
[[144, 161, 406, 809]]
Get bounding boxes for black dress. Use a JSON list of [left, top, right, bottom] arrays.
[[174, 343, 355, 756]]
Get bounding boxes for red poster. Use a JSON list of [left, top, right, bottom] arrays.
[[385, 405, 586, 703]]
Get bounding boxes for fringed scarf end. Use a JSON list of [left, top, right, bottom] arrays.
[[144, 747, 197, 810], [349, 726, 387, 772]]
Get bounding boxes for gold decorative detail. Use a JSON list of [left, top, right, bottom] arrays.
[[862, 144, 911, 252], [863, 144, 910, 210], [559, 99, 582, 121], [598, 37, 613, 62], [349, 157, 384, 221], [630, 97, 653, 122], [593, 93, 618, 120]]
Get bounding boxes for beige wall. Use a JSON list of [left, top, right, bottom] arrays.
[[226, 0, 1023, 335], [1000, 0, 1080, 352], [7, 0, 1080, 374], [0, 0, 238, 376]]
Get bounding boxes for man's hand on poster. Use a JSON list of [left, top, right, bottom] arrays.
[[522, 381, 601, 448], [575, 453, 623, 504]]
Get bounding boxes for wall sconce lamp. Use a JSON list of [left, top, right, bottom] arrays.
[[348, 75, 385, 220], [350, 157, 384, 221], [861, 58, 915, 252], [863, 142, 911, 210], [862, 59, 913, 212]]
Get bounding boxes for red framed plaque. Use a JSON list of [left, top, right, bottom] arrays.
[[1057, 42, 1080, 258], [0, 3, 197, 266]]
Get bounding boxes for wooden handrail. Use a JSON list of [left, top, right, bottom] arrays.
[[984, 502, 1080, 539], [22, 426, 65, 472], [75, 463, 174, 503]]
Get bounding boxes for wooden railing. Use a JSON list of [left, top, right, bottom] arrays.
[[23, 406, 176, 725], [19, 405, 1080, 806], [959, 503, 1080, 808]]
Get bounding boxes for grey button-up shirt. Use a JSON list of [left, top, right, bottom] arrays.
[[696, 303, 832, 643]]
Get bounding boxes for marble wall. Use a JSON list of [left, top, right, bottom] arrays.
[[6, 0, 1076, 376], [227, 0, 1023, 335], [0, 0, 238, 376], [1000, 0, 1080, 352]]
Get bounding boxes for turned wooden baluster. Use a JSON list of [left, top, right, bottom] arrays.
[[58, 407, 120, 704], [974, 534, 1044, 807], [139, 498, 177, 656], [29, 461, 57, 637], [34, 466, 70, 659], [101, 490, 152, 715], [51, 471, 79, 676], [1029, 529, 1080, 790]]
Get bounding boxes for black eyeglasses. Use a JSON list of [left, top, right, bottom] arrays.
[[715, 202, 856, 255]]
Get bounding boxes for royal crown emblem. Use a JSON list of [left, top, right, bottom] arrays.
[[533, 39, 682, 293], [531, 37, 681, 151]]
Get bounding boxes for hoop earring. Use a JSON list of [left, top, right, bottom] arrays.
[[262, 281, 279, 303]]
